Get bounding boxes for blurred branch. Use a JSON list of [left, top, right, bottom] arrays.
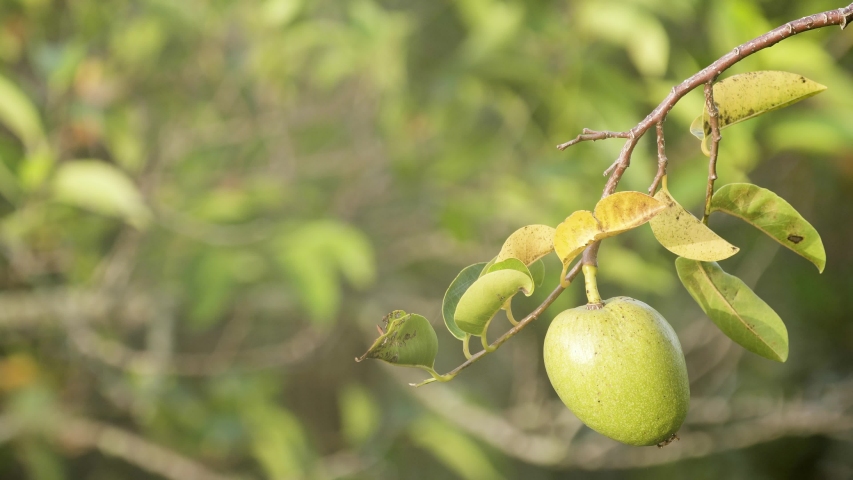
[[399, 357, 853, 470], [63, 302, 327, 376], [56, 417, 242, 480]]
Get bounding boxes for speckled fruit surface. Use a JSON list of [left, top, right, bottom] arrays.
[[543, 296, 689, 446]]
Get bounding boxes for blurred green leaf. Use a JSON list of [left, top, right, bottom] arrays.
[[0, 73, 46, 151], [51, 160, 152, 228], [579, 1, 670, 77], [276, 220, 376, 323], [443, 262, 488, 340], [676, 257, 788, 362], [242, 401, 313, 479], [20, 440, 66, 480], [410, 416, 505, 480], [711, 183, 825, 272], [338, 382, 380, 446]]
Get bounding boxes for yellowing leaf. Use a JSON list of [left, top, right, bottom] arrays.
[[554, 210, 600, 267], [691, 71, 827, 156], [357, 310, 439, 369], [554, 192, 665, 267], [494, 224, 555, 265], [594, 191, 667, 235], [454, 268, 533, 337], [676, 258, 788, 362], [650, 185, 738, 261], [710, 183, 825, 273]]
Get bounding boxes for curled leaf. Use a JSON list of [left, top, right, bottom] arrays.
[[650, 184, 738, 261], [442, 263, 487, 340], [454, 267, 534, 337], [357, 310, 439, 368], [691, 71, 827, 155], [710, 183, 825, 273], [494, 224, 556, 265], [554, 192, 665, 267], [676, 258, 788, 362], [594, 191, 666, 235], [554, 210, 600, 267]]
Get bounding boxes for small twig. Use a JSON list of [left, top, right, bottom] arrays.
[[415, 260, 583, 386], [702, 81, 722, 225], [555, 3, 853, 261], [556, 129, 631, 151], [648, 121, 668, 194]]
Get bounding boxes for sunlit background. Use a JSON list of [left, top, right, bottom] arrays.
[[1, 0, 852, 478]]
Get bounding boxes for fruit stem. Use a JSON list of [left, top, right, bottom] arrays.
[[583, 264, 604, 309]]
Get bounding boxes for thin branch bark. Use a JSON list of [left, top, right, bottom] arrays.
[[702, 81, 722, 224], [648, 121, 668, 194], [415, 260, 583, 385], [557, 3, 853, 264]]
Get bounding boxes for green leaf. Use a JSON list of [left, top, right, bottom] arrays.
[[650, 182, 739, 261], [0, 74, 46, 152], [484, 256, 532, 277], [528, 258, 545, 288], [51, 160, 152, 229], [691, 71, 827, 155], [442, 262, 487, 340], [710, 183, 825, 273], [494, 224, 555, 265], [675, 258, 788, 362], [357, 310, 439, 369], [454, 267, 534, 337]]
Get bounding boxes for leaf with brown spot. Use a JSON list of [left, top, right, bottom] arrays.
[[554, 192, 665, 271], [690, 71, 827, 156], [650, 184, 739, 261], [495, 224, 556, 265], [554, 210, 601, 268], [710, 183, 825, 272], [594, 191, 667, 235], [357, 311, 439, 368]]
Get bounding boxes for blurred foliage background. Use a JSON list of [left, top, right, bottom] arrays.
[[0, 0, 852, 478]]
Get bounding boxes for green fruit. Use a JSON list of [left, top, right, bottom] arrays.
[[543, 296, 689, 446]]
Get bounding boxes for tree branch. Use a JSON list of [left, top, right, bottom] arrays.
[[558, 3, 853, 262], [702, 81, 722, 224]]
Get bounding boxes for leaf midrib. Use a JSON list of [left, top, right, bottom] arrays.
[[695, 261, 777, 356]]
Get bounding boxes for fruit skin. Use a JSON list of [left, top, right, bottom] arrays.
[[543, 296, 689, 446]]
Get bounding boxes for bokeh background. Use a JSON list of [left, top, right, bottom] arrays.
[[1, 0, 852, 478]]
